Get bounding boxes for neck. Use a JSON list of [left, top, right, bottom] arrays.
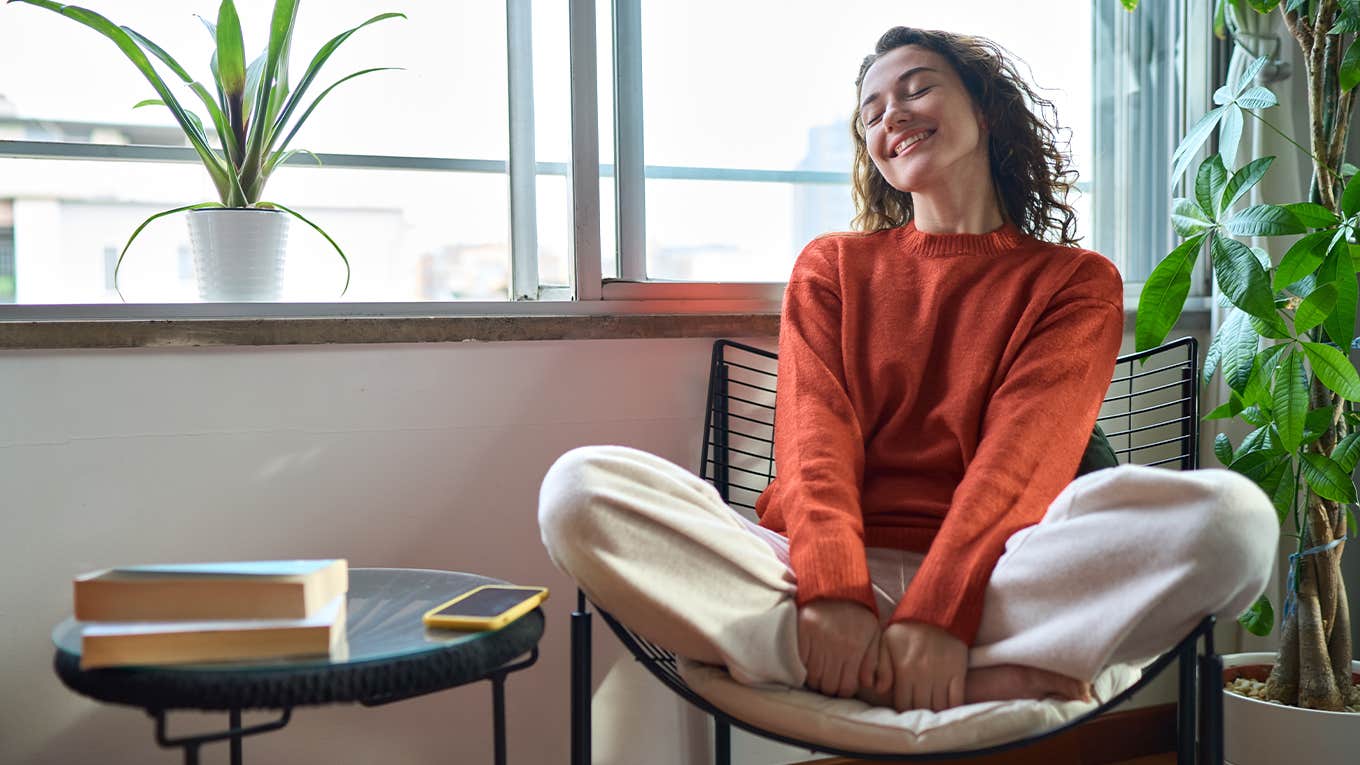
[[908, 170, 1005, 235], [908, 189, 1006, 234]]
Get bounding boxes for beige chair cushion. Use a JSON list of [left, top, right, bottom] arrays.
[[677, 659, 1142, 754]]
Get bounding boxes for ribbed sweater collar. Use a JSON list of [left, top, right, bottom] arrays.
[[897, 219, 1026, 256]]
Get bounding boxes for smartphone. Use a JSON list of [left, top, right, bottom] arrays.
[[422, 585, 549, 631]]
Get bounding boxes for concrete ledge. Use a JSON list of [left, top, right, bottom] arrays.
[[0, 313, 782, 350]]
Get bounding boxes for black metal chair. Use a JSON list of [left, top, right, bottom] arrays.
[[571, 337, 1221, 765]]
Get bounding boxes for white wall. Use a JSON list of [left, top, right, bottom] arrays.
[[2, 337, 820, 765], [3, 326, 1279, 765]]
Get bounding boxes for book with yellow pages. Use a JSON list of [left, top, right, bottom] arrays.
[[74, 559, 348, 622], [79, 594, 347, 669]]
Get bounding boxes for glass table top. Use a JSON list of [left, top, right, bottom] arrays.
[[52, 568, 527, 672]]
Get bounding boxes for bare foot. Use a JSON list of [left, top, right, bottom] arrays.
[[965, 664, 1092, 704]]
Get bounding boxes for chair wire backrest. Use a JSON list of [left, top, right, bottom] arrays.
[[592, 336, 1209, 761]]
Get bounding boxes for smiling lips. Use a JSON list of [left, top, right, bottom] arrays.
[[891, 130, 934, 157]]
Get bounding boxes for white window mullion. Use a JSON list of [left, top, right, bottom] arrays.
[[613, 0, 646, 282], [567, 0, 603, 300], [506, 0, 539, 301]]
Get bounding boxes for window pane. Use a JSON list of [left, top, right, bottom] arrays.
[[635, 0, 1095, 281], [2, 157, 509, 303], [0, 0, 525, 304]]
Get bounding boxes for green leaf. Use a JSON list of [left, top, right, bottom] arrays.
[[1121, 0, 1140, 9], [1295, 283, 1337, 333], [1318, 241, 1357, 349], [1238, 594, 1274, 637], [1223, 204, 1306, 237], [1205, 390, 1247, 419], [1235, 86, 1278, 110], [1302, 341, 1360, 401], [215, 1, 247, 99], [1333, 432, 1360, 473], [257, 201, 351, 294], [1221, 309, 1262, 393], [1219, 105, 1244, 167], [1304, 406, 1335, 444], [1213, 234, 1287, 325], [237, 0, 302, 204], [1247, 0, 1281, 14], [1348, 506, 1358, 538], [1220, 156, 1274, 214], [1275, 230, 1335, 291], [1172, 107, 1225, 189], [1214, 432, 1235, 465], [1264, 459, 1296, 521], [1282, 203, 1339, 229], [1273, 350, 1308, 450], [1343, 39, 1360, 92], [1197, 156, 1228, 217], [1230, 450, 1289, 482], [1236, 56, 1268, 97], [1172, 198, 1215, 236], [1244, 343, 1289, 409], [1241, 404, 1270, 426], [133, 98, 205, 136], [8, 1, 234, 204], [1302, 452, 1359, 503], [1239, 425, 1280, 457], [1136, 234, 1205, 352], [263, 67, 401, 174], [112, 201, 224, 299], [1345, 171, 1360, 218], [263, 13, 406, 161]]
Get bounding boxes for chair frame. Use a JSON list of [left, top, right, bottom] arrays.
[[570, 337, 1222, 765]]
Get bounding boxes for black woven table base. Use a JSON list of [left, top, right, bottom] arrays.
[[53, 610, 544, 711]]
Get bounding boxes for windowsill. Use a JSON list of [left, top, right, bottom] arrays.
[[0, 303, 1207, 350]]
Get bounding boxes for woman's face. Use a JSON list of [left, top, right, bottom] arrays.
[[858, 45, 990, 196]]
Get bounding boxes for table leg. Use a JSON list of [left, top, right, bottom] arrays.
[[492, 674, 507, 765], [230, 708, 243, 765]]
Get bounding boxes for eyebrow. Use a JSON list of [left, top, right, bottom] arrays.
[[860, 66, 938, 112]]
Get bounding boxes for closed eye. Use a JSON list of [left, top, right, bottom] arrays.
[[862, 88, 935, 127]]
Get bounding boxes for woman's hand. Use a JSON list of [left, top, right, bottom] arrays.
[[796, 599, 885, 698], [881, 620, 968, 711]]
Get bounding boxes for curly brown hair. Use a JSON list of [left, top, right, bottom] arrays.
[[851, 27, 1080, 246]]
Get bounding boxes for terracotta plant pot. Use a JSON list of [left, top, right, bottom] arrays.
[[1222, 652, 1359, 765]]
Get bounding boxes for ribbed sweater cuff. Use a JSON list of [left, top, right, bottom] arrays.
[[790, 529, 877, 617]]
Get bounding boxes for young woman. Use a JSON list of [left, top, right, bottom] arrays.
[[539, 27, 1278, 715]]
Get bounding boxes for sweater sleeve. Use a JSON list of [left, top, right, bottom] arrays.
[[890, 255, 1124, 644], [775, 246, 876, 615]]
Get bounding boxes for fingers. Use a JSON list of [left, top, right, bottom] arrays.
[[836, 656, 859, 698], [912, 677, 932, 712], [804, 648, 825, 693], [947, 673, 966, 710], [874, 638, 894, 695], [858, 633, 879, 690]]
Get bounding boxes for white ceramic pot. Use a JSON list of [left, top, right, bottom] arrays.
[[187, 208, 289, 301], [1223, 652, 1359, 765]]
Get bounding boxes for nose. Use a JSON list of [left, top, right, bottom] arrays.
[[881, 97, 911, 131]]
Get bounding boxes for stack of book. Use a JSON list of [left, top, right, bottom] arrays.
[[72, 559, 349, 669]]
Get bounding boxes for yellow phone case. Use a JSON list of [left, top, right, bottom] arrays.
[[422, 585, 549, 631]]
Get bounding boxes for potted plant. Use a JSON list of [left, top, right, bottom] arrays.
[[1123, 0, 1358, 761], [7, 0, 404, 301]]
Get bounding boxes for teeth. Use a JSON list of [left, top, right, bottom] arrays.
[[893, 131, 931, 157]]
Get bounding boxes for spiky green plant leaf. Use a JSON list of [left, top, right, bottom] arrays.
[[1197, 156, 1228, 217], [1223, 204, 1305, 237], [1172, 107, 1225, 189], [1318, 241, 1357, 349], [1212, 234, 1288, 326], [1221, 156, 1275, 215], [1214, 432, 1235, 465], [1275, 230, 1335, 291], [1333, 432, 1360, 473]]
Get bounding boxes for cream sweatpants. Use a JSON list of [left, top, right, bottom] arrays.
[[538, 445, 1279, 687]]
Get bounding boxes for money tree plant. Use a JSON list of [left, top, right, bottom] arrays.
[[1125, 0, 1357, 710]]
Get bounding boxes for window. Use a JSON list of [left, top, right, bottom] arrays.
[[0, 0, 1205, 314]]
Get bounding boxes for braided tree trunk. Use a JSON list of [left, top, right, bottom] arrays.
[[1266, 1, 1355, 711]]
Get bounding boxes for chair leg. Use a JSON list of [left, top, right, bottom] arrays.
[[713, 717, 730, 765], [572, 590, 592, 765], [1198, 619, 1223, 765], [1177, 638, 1197, 765]]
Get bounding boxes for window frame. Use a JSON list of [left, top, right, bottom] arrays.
[[0, 0, 1210, 320]]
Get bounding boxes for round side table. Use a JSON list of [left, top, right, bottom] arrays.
[[53, 568, 545, 765]]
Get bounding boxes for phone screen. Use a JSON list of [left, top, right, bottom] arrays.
[[434, 587, 542, 618]]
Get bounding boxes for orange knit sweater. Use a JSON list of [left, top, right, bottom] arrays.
[[754, 221, 1124, 646]]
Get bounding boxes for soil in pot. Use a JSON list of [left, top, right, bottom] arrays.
[[1224, 664, 1360, 712]]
